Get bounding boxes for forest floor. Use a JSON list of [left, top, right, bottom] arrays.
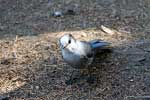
[[0, 0, 150, 100]]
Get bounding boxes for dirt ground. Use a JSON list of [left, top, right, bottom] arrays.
[[0, 0, 150, 100]]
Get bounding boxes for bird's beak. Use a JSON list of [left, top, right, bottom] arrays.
[[58, 39, 66, 49], [62, 43, 69, 49]]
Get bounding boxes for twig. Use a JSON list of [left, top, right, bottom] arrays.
[[126, 96, 150, 99]]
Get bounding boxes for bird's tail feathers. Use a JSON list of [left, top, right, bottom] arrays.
[[89, 39, 110, 49]]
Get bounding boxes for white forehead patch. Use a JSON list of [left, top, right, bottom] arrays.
[[59, 34, 70, 45]]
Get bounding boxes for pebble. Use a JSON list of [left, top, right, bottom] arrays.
[[49, 56, 57, 64], [144, 48, 150, 52], [130, 79, 134, 82], [101, 25, 116, 35], [137, 57, 146, 62], [65, 9, 75, 15], [0, 26, 5, 31], [35, 86, 39, 90], [52, 11, 63, 17]]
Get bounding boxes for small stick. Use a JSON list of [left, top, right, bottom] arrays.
[[126, 96, 150, 99]]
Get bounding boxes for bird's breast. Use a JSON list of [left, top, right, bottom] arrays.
[[61, 49, 88, 69]]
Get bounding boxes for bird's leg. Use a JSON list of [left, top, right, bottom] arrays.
[[70, 69, 76, 80], [65, 69, 79, 85], [66, 68, 88, 85], [86, 65, 95, 84], [88, 65, 92, 78]]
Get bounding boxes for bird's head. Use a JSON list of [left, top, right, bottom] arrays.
[[59, 34, 76, 49]]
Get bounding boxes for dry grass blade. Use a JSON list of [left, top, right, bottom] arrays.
[[125, 96, 150, 99]]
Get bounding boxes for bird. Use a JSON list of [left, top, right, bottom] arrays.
[[59, 34, 111, 84]]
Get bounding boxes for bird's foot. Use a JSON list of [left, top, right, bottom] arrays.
[[65, 77, 78, 85], [86, 76, 95, 84]]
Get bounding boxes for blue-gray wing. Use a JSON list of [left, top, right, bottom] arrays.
[[89, 39, 110, 50]]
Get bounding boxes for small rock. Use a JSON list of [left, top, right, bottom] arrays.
[[138, 57, 146, 62], [49, 56, 57, 64], [81, 33, 88, 37], [30, 85, 34, 89], [52, 11, 63, 17], [144, 48, 150, 52], [1, 59, 10, 65], [101, 25, 116, 35], [129, 79, 134, 82], [65, 9, 75, 15], [14, 21, 20, 24], [44, 46, 50, 50], [35, 86, 39, 90], [0, 26, 5, 31], [47, 0, 52, 6]]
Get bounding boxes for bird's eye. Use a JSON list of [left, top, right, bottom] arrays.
[[68, 39, 71, 44]]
